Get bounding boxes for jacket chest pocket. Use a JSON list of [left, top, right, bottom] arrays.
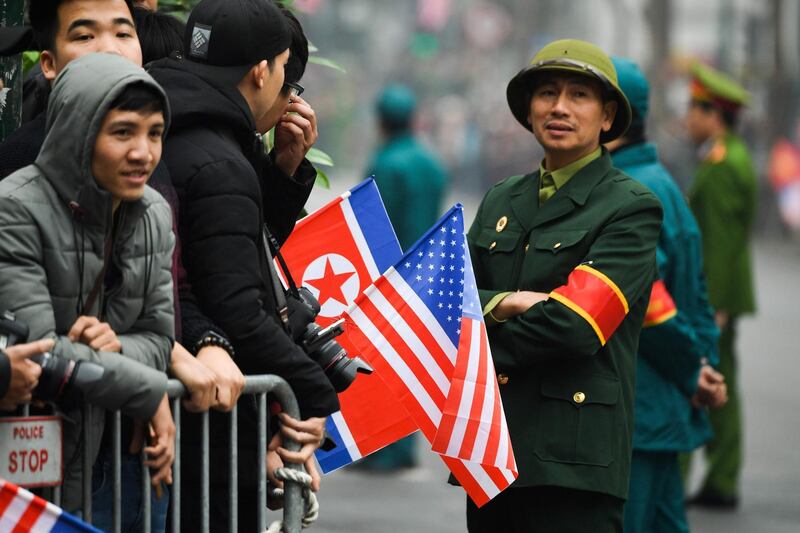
[[520, 229, 588, 288], [473, 229, 524, 288], [534, 374, 620, 467]]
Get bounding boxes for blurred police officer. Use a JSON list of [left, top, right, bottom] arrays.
[[684, 62, 756, 510], [465, 39, 662, 532]]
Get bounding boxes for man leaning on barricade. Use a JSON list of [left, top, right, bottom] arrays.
[[0, 0, 243, 425], [148, 0, 340, 530], [0, 51, 177, 532]]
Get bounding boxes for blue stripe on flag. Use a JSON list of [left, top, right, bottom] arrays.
[[351, 178, 403, 272], [315, 416, 356, 473], [51, 509, 104, 532]]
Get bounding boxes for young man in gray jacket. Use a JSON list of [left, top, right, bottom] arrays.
[[0, 53, 175, 529]]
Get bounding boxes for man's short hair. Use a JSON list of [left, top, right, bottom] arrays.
[[29, 0, 135, 51], [109, 80, 165, 115], [133, 6, 184, 65]]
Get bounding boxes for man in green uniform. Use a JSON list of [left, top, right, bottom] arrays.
[[361, 84, 448, 470], [685, 61, 757, 509], [466, 39, 662, 532], [607, 57, 727, 532]]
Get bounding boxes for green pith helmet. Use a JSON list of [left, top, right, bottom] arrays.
[[506, 39, 632, 143], [689, 61, 750, 108]]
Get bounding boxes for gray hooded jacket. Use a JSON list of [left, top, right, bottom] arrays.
[[0, 53, 174, 511]]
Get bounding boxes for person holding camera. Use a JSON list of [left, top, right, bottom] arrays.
[[0, 339, 51, 411], [0, 53, 176, 530], [0, 0, 246, 418], [148, 1, 338, 530]]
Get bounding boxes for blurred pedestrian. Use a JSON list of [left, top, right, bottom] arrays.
[[357, 84, 448, 471], [465, 39, 662, 532], [684, 61, 756, 510], [368, 84, 448, 250], [607, 57, 727, 533]]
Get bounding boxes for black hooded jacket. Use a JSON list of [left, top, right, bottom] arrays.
[[149, 57, 339, 418]]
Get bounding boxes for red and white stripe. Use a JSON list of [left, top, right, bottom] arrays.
[[0, 481, 59, 533], [345, 268, 517, 507]]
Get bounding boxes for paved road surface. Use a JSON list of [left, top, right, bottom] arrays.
[[293, 236, 800, 533]]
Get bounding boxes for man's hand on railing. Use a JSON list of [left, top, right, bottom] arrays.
[[67, 316, 121, 352], [195, 345, 245, 411], [274, 414, 326, 491], [170, 343, 218, 412], [266, 432, 321, 496], [131, 394, 175, 486], [0, 339, 51, 410]]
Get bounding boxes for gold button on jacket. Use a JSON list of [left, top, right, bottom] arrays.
[[497, 373, 509, 385], [573, 391, 586, 404]]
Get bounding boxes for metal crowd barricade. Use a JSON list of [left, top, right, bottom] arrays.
[[56, 374, 308, 533]]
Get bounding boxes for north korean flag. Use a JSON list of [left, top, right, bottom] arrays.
[[279, 179, 417, 472]]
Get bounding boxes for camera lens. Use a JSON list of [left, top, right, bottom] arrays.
[[32, 352, 76, 403]]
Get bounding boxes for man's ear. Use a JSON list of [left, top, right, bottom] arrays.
[[40, 50, 58, 81], [253, 60, 268, 89], [602, 100, 618, 133]]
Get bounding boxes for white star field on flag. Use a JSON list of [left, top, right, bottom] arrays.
[[399, 213, 481, 347]]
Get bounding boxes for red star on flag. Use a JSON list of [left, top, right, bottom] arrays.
[[305, 257, 356, 307]]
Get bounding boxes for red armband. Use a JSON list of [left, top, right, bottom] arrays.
[[549, 264, 629, 345], [643, 279, 677, 327]]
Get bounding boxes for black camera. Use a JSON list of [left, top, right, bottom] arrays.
[[0, 311, 104, 406], [286, 287, 372, 393]]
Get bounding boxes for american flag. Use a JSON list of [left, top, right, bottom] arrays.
[[343, 205, 517, 506], [0, 480, 101, 532]]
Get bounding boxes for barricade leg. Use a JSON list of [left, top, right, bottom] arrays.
[[113, 411, 121, 533], [201, 410, 210, 533], [141, 445, 152, 533], [171, 397, 181, 533], [258, 392, 267, 532], [82, 404, 92, 523], [230, 404, 238, 533]]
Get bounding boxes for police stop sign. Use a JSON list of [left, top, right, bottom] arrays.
[[0, 416, 62, 487]]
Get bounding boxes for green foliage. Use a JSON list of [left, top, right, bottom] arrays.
[[22, 51, 40, 75], [306, 147, 334, 167], [307, 55, 346, 73], [314, 167, 330, 188]]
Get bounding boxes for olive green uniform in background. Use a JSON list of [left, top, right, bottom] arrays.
[[689, 131, 757, 499]]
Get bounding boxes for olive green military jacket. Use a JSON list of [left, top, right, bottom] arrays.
[[689, 133, 757, 315], [468, 152, 662, 500]]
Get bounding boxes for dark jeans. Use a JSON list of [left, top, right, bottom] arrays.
[[92, 447, 169, 533], [467, 485, 624, 533]]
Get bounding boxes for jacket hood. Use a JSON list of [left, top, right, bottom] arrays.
[[610, 142, 659, 169], [37, 53, 171, 228], [148, 56, 258, 152]]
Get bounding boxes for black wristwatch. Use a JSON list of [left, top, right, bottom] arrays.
[[194, 330, 235, 358]]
